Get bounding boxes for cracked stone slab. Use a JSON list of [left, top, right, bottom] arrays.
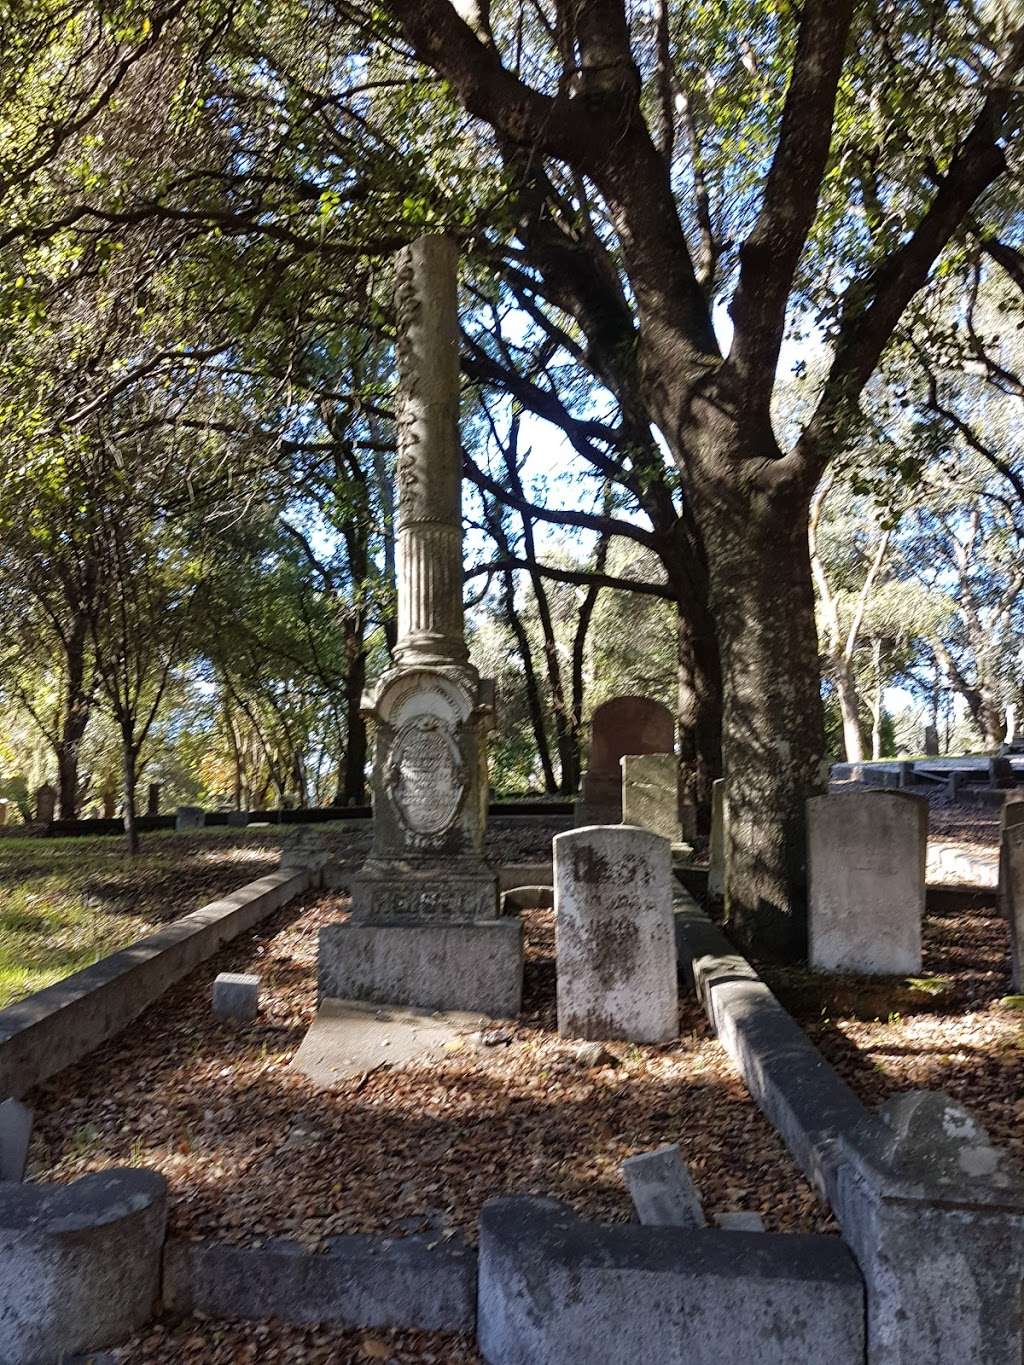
[[291, 997, 490, 1087]]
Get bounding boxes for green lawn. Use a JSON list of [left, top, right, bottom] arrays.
[[0, 827, 286, 1008]]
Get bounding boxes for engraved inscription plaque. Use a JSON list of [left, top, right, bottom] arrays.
[[388, 715, 465, 837]]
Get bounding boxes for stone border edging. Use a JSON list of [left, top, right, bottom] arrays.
[[163, 1232, 476, 1333], [674, 890, 874, 1200], [0, 1167, 167, 1362], [477, 1196, 865, 1365], [0, 868, 311, 1099], [674, 889, 1024, 1365]]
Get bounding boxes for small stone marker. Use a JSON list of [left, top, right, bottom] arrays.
[[620, 753, 683, 847], [1001, 824, 1024, 991], [212, 972, 259, 1022], [34, 783, 56, 825], [707, 778, 726, 898], [0, 1097, 33, 1182], [554, 825, 678, 1043], [808, 790, 926, 975], [146, 782, 161, 816], [990, 756, 1016, 789], [923, 724, 939, 756], [176, 805, 205, 831], [621, 1143, 705, 1227], [947, 770, 963, 800], [897, 761, 914, 789], [714, 1210, 765, 1232]]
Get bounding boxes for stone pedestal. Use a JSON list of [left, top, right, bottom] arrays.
[[320, 920, 522, 1017]]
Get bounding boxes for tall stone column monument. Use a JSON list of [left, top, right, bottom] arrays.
[[318, 235, 522, 1017]]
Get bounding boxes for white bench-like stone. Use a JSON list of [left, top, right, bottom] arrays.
[[554, 825, 677, 1043], [808, 790, 925, 974]]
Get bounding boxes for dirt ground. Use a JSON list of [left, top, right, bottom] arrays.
[[27, 887, 829, 1249], [764, 899, 1023, 1164]]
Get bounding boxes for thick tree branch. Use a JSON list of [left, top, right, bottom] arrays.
[[728, 0, 854, 411], [798, 25, 1024, 469]]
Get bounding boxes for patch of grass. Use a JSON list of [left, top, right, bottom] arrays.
[[0, 828, 283, 1009], [906, 975, 954, 997]]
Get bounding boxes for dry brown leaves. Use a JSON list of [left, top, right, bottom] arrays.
[[115, 1319, 481, 1363]]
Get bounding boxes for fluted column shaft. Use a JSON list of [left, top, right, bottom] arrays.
[[393, 235, 468, 667]]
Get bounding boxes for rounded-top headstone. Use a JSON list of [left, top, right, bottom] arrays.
[[553, 824, 678, 1043], [587, 697, 675, 779]]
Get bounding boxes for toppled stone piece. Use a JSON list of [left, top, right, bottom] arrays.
[[621, 1143, 705, 1227], [0, 1097, 32, 1181], [714, 1210, 765, 1232], [212, 972, 259, 1023], [877, 1090, 1023, 1190]]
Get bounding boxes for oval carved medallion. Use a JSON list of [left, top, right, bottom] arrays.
[[387, 715, 465, 837]]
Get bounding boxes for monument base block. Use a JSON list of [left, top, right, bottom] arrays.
[[319, 919, 524, 1017], [350, 860, 498, 921]]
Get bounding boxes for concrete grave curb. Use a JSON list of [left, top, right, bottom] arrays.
[[163, 1232, 477, 1332], [0, 868, 311, 1098], [674, 888, 1024, 1364], [0, 1167, 166, 1363], [477, 1196, 864, 1365]]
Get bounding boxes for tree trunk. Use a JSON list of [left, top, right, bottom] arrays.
[[698, 478, 825, 959], [121, 728, 139, 856], [835, 659, 864, 762], [502, 570, 557, 792], [675, 593, 722, 837], [56, 614, 91, 819], [870, 639, 884, 760], [342, 634, 368, 804]]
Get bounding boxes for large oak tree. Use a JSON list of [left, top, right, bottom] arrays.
[[366, 0, 1024, 954]]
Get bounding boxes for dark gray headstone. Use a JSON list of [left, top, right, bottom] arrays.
[[175, 805, 205, 831]]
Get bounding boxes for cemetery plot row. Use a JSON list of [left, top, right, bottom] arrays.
[[23, 893, 831, 1247]]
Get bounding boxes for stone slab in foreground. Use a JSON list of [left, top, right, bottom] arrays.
[[164, 1231, 476, 1332], [0, 1168, 166, 1363], [477, 1196, 864, 1365]]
